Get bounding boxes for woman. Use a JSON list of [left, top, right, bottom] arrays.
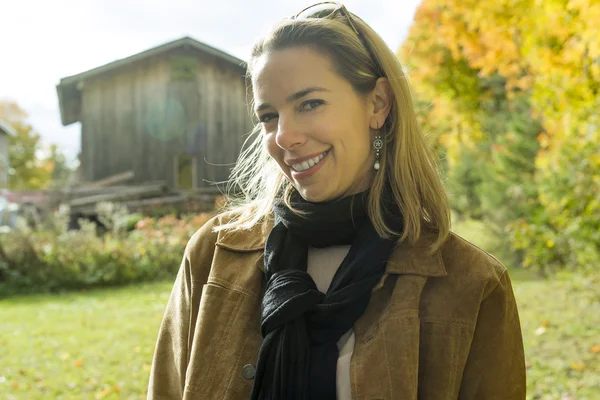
[[147, 3, 526, 399]]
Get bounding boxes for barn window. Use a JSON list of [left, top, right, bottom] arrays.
[[175, 154, 197, 189], [171, 55, 196, 81]]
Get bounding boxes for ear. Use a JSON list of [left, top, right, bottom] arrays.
[[368, 77, 392, 129]]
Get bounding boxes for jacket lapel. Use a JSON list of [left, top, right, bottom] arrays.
[[215, 216, 447, 280]]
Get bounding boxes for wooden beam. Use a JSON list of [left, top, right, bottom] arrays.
[[87, 170, 135, 188], [68, 183, 168, 208]]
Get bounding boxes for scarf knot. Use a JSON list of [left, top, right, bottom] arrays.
[[261, 270, 324, 337]]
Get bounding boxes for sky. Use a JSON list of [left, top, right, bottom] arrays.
[[0, 0, 421, 160]]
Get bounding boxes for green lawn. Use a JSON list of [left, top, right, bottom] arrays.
[[0, 282, 173, 399], [515, 271, 600, 399], [1, 231, 599, 399]]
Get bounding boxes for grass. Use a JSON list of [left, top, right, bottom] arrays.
[[515, 270, 600, 399], [0, 282, 173, 399], [0, 219, 598, 399]]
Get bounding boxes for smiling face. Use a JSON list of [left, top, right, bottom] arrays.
[[251, 46, 382, 203]]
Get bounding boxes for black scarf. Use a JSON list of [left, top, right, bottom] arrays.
[[250, 190, 402, 400]]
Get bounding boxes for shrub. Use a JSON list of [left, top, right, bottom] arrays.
[[0, 203, 213, 296], [508, 131, 600, 276]]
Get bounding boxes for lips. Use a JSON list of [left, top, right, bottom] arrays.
[[290, 150, 329, 172], [286, 149, 330, 180]]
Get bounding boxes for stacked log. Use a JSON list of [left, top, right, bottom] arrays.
[[3, 170, 224, 220], [55, 170, 222, 215]]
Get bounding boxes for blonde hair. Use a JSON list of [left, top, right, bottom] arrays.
[[216, 8, 451, 254]]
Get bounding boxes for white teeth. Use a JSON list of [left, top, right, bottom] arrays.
[[292, 151, 328, 172]]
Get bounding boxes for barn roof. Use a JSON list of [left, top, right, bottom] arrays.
[[0, 119, 16, 137], [56, 36, 247, 126]]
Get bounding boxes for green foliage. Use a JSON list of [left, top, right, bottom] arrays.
[[417, 69, 543, 267], [401, 0, 600, 275], [46, 143, 75, 188], [0, 204, 213, 296], [1, 101, 52, 189], [509, 131, 600, 275], [446, 142, 485, 219], [0, 100, 74, 190]]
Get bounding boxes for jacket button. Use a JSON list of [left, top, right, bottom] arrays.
[[242, 364, 256, 380]]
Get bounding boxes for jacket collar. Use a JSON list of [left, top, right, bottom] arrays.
[[215, 217, 447, 278]]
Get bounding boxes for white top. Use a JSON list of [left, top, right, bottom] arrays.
[[306, 245, 354, 400]]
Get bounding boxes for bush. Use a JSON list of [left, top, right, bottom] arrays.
[[508, 130, 600, 276], [0, 202, 213, 296]]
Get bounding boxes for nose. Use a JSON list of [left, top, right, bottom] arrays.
[[275, 116, 306, 151]]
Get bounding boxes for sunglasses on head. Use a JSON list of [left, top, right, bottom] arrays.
[[289, 2, 382, 75], [291, 1, 361, 36]]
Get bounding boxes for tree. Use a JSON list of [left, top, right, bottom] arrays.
[[46, 143, 74, 188], [400, 0, 600, 274], [0, 100, 71, 190]]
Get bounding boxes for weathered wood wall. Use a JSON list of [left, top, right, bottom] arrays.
[[79, 48, 253, 188]]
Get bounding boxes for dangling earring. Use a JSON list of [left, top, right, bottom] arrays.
[[373, 122, 383, 170]]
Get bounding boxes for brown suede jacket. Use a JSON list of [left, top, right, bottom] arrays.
[[147, 212, 526, 399]]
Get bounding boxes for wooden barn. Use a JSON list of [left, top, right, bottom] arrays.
[[56, 36, 253, 190]]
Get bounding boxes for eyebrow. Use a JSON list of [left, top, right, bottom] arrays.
[[254, 86, 330, 114]]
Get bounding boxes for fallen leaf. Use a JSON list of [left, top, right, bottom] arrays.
[[74, 360, 84, 368], [525, 361, 533, 369], [95, 388, 111, 399], [570, 362, 585, 371], [11, 381, 20, 389], [113, 385, 122, 392], [591, 345, 600, 353], [535, 326, 546, 335], [540, 320, 549, 328]]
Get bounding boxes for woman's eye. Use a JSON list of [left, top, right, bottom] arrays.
[[259, 113, 277, 123], [258, 100, 323, 123], [300, 99, 325, 112]]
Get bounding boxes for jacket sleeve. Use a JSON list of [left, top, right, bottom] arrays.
[[458, 270, 527, 399], [146, 219, 217, 399]]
